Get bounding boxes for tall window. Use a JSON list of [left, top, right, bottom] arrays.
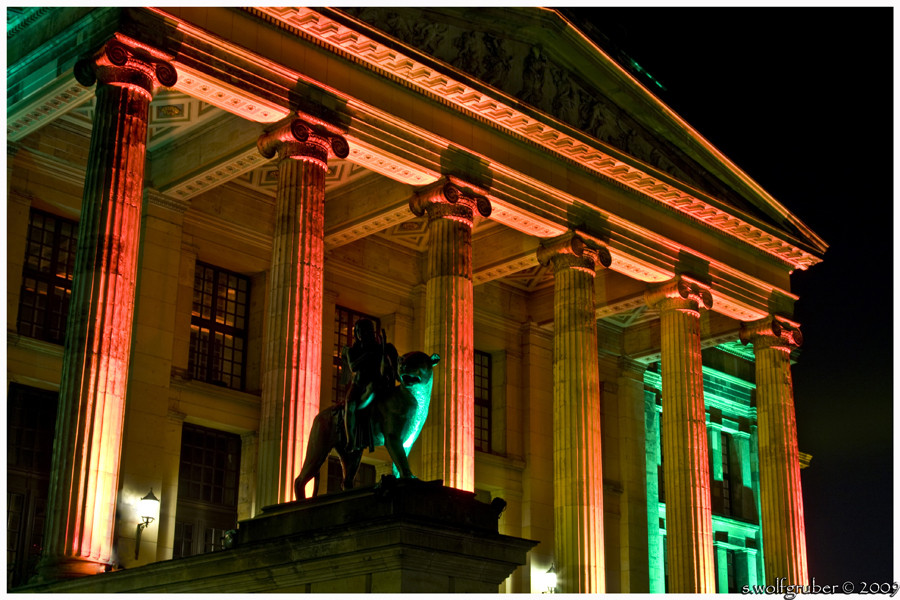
[[331, 306, 380, 405], [7, 384, 58, 589], [474, 350, 492, 453], [17, 209, 78, 344], [721, 432, 733, 516], [658, 412, 665, 503], [173, 424, 241, 558], [189, 262, 250, 390]]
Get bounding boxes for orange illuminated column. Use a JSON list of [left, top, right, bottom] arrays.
[[256, 117, 349, 507], [644, 274, 716, 593], [740, 316, 808, 586], [36, 35, 177, 580], [410, 178, 491, 492], [537, 231, 610, 593]]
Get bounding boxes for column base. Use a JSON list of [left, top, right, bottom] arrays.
[[33, 556, 110, 582]]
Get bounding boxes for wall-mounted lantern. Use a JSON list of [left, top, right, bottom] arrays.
[[543, 562, 557, 593], [135, 488, 160, 560]]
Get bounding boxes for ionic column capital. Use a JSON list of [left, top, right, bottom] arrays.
[[740, 316, 803, 351], [409, 176, 492, 226], [537, 230, 611, 275], [644, 274, 713, 313], [257, 115, 350, 166], [74, 34, 177, 99]]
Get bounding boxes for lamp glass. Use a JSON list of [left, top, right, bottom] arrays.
[[138, 488, 160, 522]]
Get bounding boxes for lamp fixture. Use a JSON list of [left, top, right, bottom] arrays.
[[544, 562, 557, 594], [135, 488, 160, 560]]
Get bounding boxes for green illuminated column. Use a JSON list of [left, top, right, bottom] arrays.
[[410, 178, 491, 492], [538, 231, 610, 593], [740, 316, 808, 586], [256, 116, 349, 507], [644, 274, 716, 593]]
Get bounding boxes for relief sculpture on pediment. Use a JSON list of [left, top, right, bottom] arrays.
[[519, 45, 548, 106], [343, 7, 742, 202], [481, 33, 512, 88]]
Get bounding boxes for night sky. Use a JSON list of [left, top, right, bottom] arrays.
[[567, 7, 894, 583]]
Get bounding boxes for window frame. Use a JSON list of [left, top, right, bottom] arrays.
[[474, 349, 492, 453], [189, 261, 251, 391], [17, 209, 78, 345]]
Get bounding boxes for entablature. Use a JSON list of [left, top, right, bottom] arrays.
[[8, 6, 812, 327]]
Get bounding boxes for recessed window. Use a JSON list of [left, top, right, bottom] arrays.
[[17, 209, 78, 344], [189, 262, 250, 390], [474, 350, 492, 453], [7, 384, 58, 588], [721, 432, 733, 516], [173, 423, 241, 558]]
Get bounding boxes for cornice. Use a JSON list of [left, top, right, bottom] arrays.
[[161, 146, 270, 200], [347, 137, 439, 187], [250, 7, 822, 272], [8, 74, 94, 141], [324, 200, 413, 250], [174, 63, 288, 124]]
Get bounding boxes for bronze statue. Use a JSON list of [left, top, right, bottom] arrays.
[[341, 319, 398, 453], [294, 349, 441, 499]]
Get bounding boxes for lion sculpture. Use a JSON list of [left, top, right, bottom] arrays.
[[294, 350, 441, 500]]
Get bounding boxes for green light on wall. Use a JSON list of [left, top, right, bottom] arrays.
[[628, 58, 668, 92]]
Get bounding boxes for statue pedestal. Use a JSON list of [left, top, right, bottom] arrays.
[[21, 478, 536, 593]]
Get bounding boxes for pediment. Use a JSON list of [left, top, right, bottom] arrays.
[[339, 7, 826, 256]]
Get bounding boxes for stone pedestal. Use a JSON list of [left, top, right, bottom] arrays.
[[644, 275, 716, 593], [741, 316, 808, 585], [20, 479, 536, 594]]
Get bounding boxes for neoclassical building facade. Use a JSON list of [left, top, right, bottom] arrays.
[[7, 7, 824, 593]]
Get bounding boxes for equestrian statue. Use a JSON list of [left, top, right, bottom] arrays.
[[293, 318, 440, 499]]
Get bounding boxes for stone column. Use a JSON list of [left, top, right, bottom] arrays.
[[740, 316, 808, 585], [537, 231, 611, 593], [37, 35, 177, 580], [644, 274, 716, 593], [410, 178, 491, 492], [256, 116, 349, 507]]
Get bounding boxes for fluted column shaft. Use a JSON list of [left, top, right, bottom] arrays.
[[645, 275, 716, 593], [257, 118, 349, 507], [538, 232, 610, 593], [741, 317, 808, 585], [411, 179, 491, 491], [38, 36, 176, 580]]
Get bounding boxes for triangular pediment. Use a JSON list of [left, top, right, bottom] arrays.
[[339, 7, 826, 257]]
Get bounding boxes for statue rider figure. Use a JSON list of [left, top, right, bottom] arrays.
[[342, 318, 399, 452]]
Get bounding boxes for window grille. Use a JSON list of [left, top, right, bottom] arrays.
[[474, 350, 492, 453], [189, 262, 250, 390], [17, 209, 78, 344], [173, 424, 241, 558]]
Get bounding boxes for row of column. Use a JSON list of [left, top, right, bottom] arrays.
[[35, 33, 808, 593]]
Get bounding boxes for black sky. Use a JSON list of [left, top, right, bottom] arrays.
[[568, 6, 894, 583]]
